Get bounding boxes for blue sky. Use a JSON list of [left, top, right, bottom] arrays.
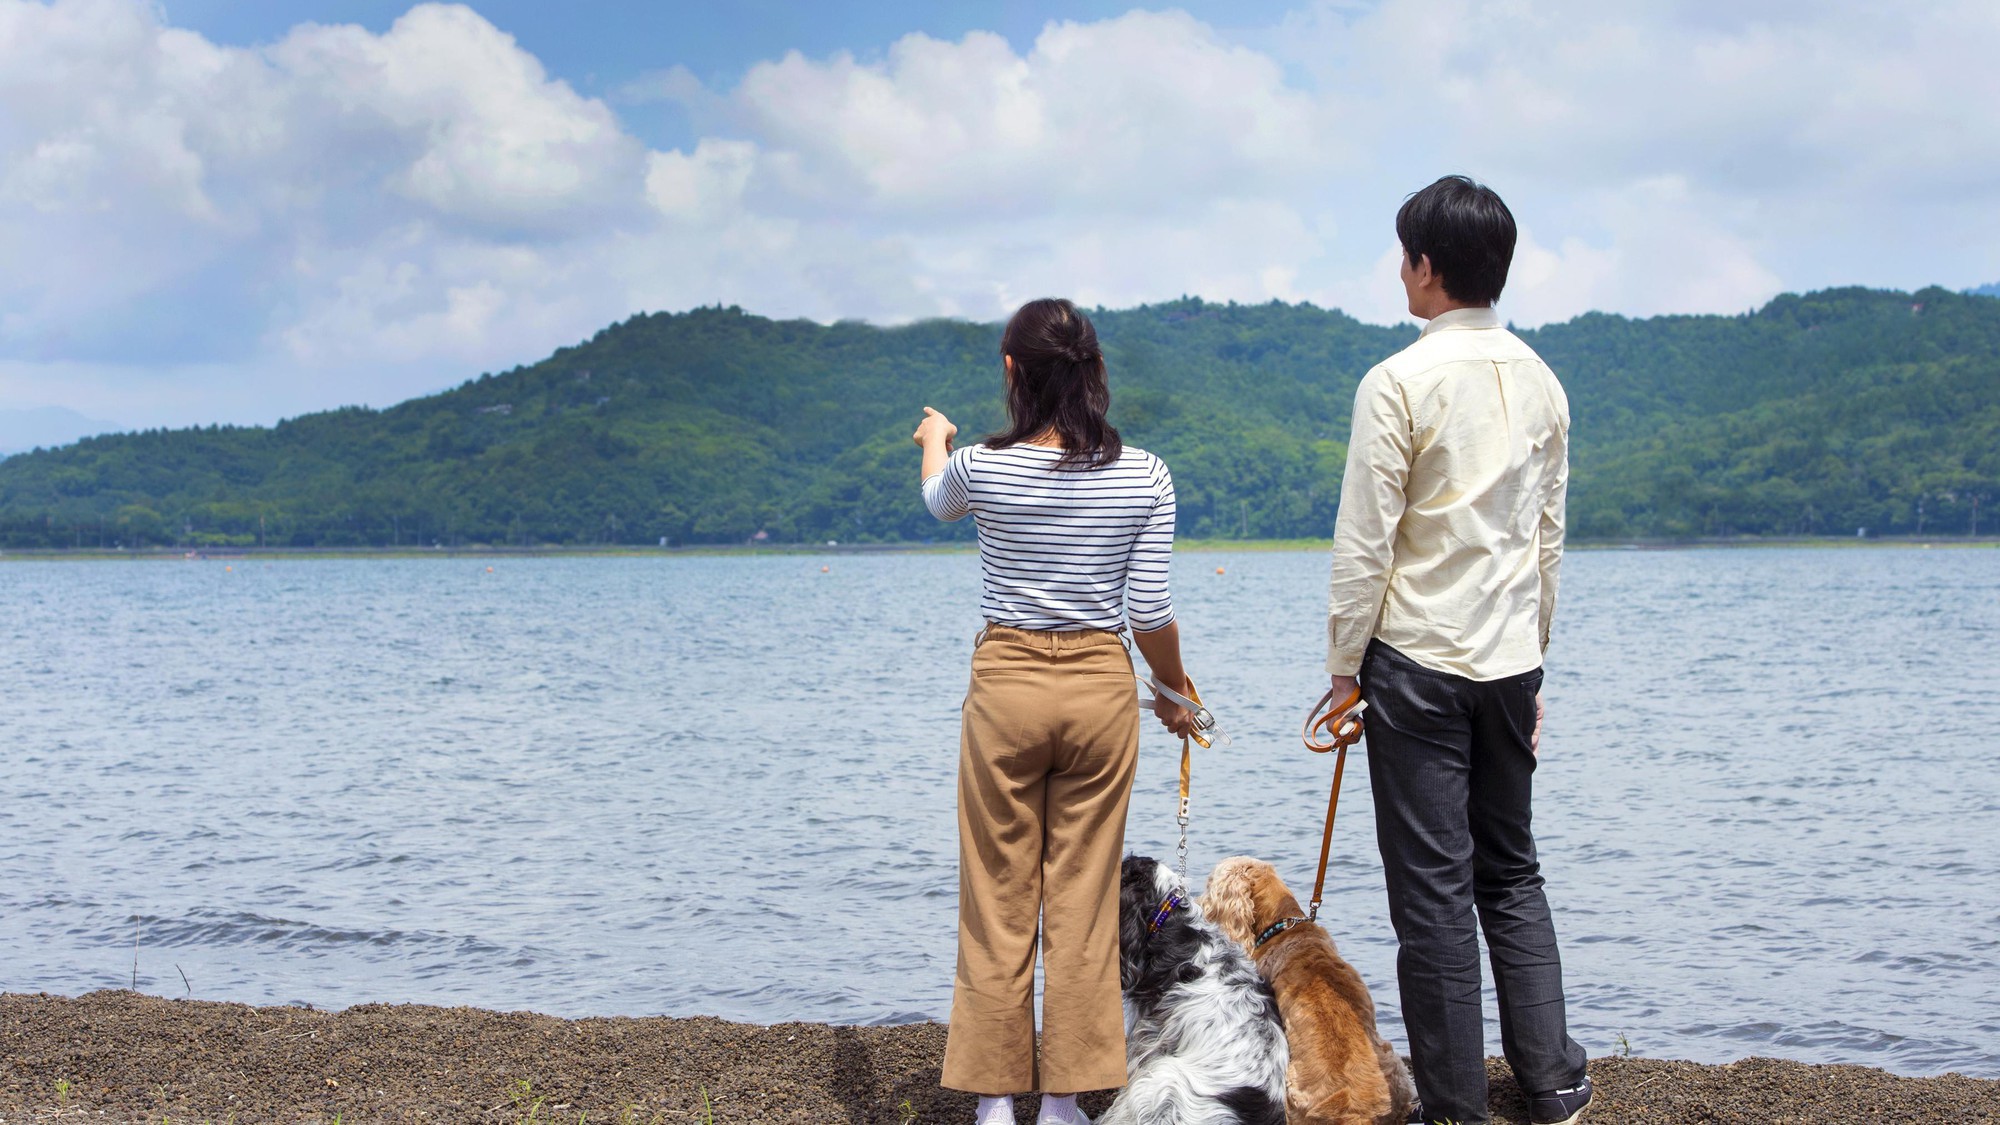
[[163, 0, 1306, 150], [2, 0, 1997, 440]]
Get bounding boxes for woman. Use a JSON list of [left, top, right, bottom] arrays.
[[915, 297, 1196, 1125]]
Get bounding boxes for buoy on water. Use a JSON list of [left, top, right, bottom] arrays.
[[486, 566, 494, 573], [1215, 566, 1226, 575], [225, 565, 233, 572], [821, 565, 830, 573]]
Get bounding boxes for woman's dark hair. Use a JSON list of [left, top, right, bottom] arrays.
[[984, 297, 1122, 470], [1395, 174, 1517, 306]]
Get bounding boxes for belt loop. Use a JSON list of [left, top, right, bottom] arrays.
[[973, 623, 991, 650]]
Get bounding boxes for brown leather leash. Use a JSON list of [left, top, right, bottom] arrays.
[[1299, 685, 1367, 923]]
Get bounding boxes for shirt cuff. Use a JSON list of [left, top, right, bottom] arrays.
[[1325, 649, 1364, 677]]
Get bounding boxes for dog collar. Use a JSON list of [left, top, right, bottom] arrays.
[[1146, 893, 1186, 936], [1254, 916, 1308, 949]]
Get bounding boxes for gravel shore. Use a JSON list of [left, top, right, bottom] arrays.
[[1, 992, 1993, 1123]]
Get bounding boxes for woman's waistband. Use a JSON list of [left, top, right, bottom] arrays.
[[976, 621, 1128, 654]]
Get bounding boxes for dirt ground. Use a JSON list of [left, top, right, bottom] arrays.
[[1, 992, 1993, 1123]]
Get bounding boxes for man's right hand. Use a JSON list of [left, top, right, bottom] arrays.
[[1329, 673, 1360, 709], [1533, 693, 1545, 757]]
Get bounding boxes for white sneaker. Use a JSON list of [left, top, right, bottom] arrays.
[[1035, 1095, 1091, 1125]]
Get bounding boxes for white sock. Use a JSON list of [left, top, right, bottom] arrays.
[[976, 1094, 1016, 1125], [1037, 1093, 1090, 1125]]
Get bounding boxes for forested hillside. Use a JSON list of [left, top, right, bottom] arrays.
[[2, 286, 1995, 547]]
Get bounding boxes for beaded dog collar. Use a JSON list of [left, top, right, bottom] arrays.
[[1254, 916, 1308, 949]]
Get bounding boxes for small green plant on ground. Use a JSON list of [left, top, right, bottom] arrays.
[[898, 1096, 918, 1124], [700, 1085, 715, 1125], [509, 1078, 548, 1124], [54, 1077, 71, 1106], [1616, 1032, 1633, 1057]]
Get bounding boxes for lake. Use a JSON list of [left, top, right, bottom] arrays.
[[1, 547, 1995, 1078]]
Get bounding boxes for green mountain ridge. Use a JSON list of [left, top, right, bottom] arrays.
[[2, 285, 1995, 548]]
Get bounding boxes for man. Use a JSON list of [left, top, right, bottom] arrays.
[[1325, 175, 1591, 1125]]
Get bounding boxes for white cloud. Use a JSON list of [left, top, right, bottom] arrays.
[[266, 4, 646, 231], [724, 13, 1335, 218], [644, 139, 758, 221], [0, 0, 656, 419], [1500, 178, 1783, 325], [1264, 0, 2000, 320], [1, 0, 1998, 428]]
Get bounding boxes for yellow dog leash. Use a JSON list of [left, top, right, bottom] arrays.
[[1139, 676, 1227, 892]]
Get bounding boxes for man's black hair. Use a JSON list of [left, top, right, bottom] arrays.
[[1395, 175, 1517, 306]]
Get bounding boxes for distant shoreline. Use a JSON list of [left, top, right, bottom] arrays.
[[0, 991, 1992, 1123], [2, 535, 1996, 562]]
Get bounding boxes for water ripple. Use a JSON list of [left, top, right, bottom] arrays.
[[0, 547, 1995, 1077]]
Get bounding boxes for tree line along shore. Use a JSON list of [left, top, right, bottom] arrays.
[[1, 992, 1994, 1123], [3, 535, 1997, 563], [1, 286, 1996, 552]]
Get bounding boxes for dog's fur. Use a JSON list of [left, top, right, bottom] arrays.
[[1103, 855, 1289, 1125], [1200, 857, 1417, 1125]]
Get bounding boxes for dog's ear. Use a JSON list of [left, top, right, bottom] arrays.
[[1117, 858, 1152, 989], [1199, 858, 1258, 946]]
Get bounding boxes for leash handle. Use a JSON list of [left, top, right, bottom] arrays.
[[1304, 686, 1366, 752], [1148, 678, 1201, 712], [1301, 685, 1366, 923], [1141, 677, 1229, 748]]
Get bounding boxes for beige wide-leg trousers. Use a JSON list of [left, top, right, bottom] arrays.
[[940, 624, 1139, 1096]]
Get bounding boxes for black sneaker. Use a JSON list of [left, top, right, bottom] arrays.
[[1528, 1075, 1593, 1125]]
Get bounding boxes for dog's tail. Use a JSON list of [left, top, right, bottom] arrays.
[[1103, 1061, 1286, 1125], [1375, 1041, 1420, 1125]]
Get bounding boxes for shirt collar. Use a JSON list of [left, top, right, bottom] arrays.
[[1419, 305, 1502, 337]]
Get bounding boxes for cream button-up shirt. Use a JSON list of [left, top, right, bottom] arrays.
[[1325, 305, 1569, 680]]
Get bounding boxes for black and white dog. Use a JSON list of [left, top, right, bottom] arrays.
[[1103, 855, 1289, 1125]]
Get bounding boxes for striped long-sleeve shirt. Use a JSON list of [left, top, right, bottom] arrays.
[[922, 443, 1176, 633]]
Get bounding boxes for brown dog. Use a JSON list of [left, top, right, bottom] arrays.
[[1202, 856, 1417, 1125]]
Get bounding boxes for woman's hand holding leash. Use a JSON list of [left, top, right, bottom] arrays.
[[1131, 621, 1196, 738], [1151, 688, 1197, 739]]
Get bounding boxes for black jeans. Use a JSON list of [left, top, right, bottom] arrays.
[[1361, 641, 1587, 1124]]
